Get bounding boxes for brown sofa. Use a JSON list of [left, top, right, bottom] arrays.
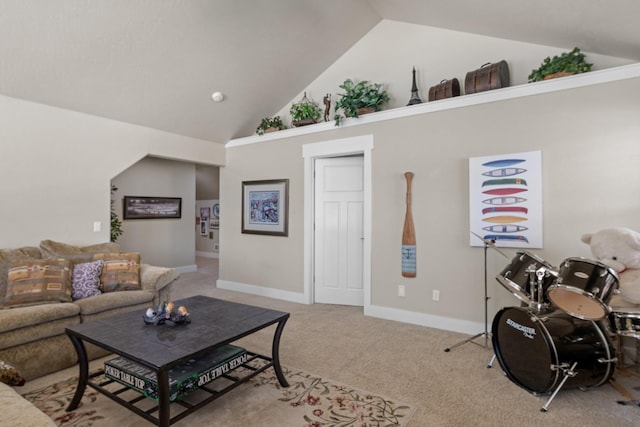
[[0, 240, 179, 380]]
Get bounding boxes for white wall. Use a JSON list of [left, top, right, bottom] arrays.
[[221, 21, 640, 334], [0, 94, 224, 255]]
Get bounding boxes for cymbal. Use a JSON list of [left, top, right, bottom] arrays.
[[470, 231, 510, 259]]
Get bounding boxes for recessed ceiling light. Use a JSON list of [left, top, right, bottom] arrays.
[[211, 91, 224, 102]]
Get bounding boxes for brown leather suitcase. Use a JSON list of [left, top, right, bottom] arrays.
[[465, 61, 510, 94], [428, 78, 461, 101]]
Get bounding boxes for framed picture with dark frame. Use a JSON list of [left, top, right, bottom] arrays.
[[242, 179, 289, 236], [123, 196, 182, 220]]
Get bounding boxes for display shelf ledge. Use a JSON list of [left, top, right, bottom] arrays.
[[226, 63, 640, 148]]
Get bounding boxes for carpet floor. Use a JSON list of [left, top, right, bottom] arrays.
[[20, 357, 415, 426], [16, 258, 640, 425]]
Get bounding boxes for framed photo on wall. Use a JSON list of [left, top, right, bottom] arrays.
[[123, 196, 182, 220], [242, 179, 289, 236]]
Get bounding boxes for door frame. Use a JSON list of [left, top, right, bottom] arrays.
[[302, 135, 373, 307]]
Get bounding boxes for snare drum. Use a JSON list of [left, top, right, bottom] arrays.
[[492, 306, 615, 394], [547, 257, 619, 321], [608, 308, 640, 339], [496, 252, 557, 305]]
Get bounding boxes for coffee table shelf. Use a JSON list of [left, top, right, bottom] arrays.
[[88, 351, 273, 425], [65, 296, 290, 427]]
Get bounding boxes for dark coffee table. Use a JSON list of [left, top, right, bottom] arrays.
[[65, 295, 289, 426]]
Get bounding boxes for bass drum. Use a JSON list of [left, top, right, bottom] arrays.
[[492, 306, 615, 394]]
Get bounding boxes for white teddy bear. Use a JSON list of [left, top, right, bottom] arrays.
[[581, 227, 640, 306]]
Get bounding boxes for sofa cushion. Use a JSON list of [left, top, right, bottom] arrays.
[[0, 247, 42, 307], [39, 239, 121, 263], [0, 302, 79, 349], [3, 259, 73, 309], [0, 360, 24, 386], [93, 252, 141, 292], [71, 260, 104, 300], [73, 290, 154, 322]]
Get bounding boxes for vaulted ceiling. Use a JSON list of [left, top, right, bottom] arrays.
[[1, 0, 638, 143]]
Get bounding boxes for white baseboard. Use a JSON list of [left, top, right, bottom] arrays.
[[365, 304, 485, 336], [175, 264, 198, 274], [217, 279, 484, 335], [196, 251, 219, 259], [217, 280, 308, 304]]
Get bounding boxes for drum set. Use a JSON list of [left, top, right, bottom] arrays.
[[491, 251, 639, 411]]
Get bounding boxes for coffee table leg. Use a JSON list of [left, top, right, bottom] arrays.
[[66, 334, 88, 411], [272, 316, 289, 387], [157, 369, 170, 427]]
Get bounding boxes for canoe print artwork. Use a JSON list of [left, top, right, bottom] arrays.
[[481, 159, 525, 168], [482, 178, 527, 187], [483, 225, 528, 233], [484, 234, 529, 243], [482, 188, 527, 196], [482, 206, 528, 215], [470, 151, 542, 248], [482, 196, 527, 205], [483, 215, 527, 224], [482, 168, 527, 177]]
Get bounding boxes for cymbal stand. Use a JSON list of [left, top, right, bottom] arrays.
[[444, 239, 491, 352]]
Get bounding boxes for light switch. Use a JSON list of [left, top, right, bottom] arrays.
[[93, 221, 101, 232]]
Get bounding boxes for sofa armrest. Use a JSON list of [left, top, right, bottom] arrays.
[[140, 264, 179, 305]]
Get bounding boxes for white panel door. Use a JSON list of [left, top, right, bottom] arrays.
[[314, 156, 364, 306]]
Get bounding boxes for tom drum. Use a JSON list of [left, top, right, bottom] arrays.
[[496, 252, 557, 305], [547, 257, 619, 320]]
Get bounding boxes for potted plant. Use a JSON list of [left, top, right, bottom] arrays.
[[256, 116, 286, 135], [290, 92, 322, 127], [334, 78, 390, 125], [110, 184, 123, 242], [528, 47, 593, 82]]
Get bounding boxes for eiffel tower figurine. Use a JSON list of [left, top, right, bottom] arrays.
[[406, 67, 422, 106]]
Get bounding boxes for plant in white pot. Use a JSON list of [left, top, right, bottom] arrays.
[[334, 78, 390, 125]]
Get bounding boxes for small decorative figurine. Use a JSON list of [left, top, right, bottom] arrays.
[[323, 93, 331, 122], [143, 301, 191, 325]]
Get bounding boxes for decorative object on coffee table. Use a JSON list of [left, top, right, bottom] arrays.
[[143, 301, 190, 325]]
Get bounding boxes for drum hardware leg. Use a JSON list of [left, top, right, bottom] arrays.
[[487, 353, 496, 368], [540, 361, 578, 412], [444, 238, 492, 352]]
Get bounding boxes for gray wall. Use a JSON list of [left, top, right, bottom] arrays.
[[112, 157, 197, 269], [220, 77, 640, 333]]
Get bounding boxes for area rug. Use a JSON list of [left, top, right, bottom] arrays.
[[21, 364, 415, 427]]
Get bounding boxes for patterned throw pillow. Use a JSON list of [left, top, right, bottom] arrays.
[[4, 258, 72, 308], [0, 360, 25, 386], [71, 260, 104, 300], [93, 252, 141, 293]]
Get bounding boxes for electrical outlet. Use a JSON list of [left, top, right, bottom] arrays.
[[93, 221, 101, 232], [398, 285, 405, 297], [432, 290, 440, 301]]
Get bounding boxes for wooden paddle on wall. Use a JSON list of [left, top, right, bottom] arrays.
[[402, 172, 416, 277]]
